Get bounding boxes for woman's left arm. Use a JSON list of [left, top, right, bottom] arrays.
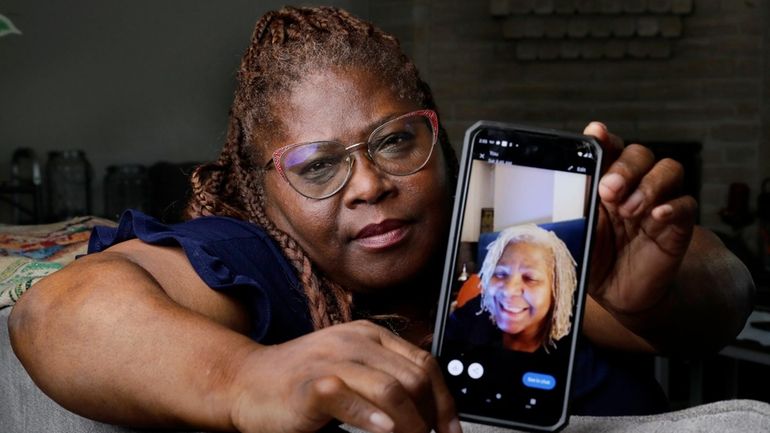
[[582, 122, 754, 355], [635, 226, 753, 354], [586, 227, 754, 355]]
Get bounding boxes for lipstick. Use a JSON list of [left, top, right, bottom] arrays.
[[354, 220, 409, 249]]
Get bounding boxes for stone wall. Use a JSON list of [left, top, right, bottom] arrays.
[[1, 1, 766, 233], [372, 0, 768, 232]]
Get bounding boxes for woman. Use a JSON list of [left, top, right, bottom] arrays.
[[8, 6, 753, 433], [450, 224, 577, 353]]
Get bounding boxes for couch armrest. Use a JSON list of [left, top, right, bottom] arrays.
[[1, 306, 203, 433]]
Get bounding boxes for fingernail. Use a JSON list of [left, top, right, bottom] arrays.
[[652, 204, 673, 220], [623, 190, 645, 216], [449, 417, 463, 433], [600, 173, 624, 197], [591, 121, 608, 133], [369, 411, 394, 433]]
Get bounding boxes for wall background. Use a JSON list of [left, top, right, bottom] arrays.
[[392, 0, 768, 234], [1, 0, 768, 241], [0, 0, 368, 219]]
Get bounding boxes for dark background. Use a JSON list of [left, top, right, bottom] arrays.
[[1, 0, 768, 410]]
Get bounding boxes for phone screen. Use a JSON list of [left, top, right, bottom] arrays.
[[433, 122, 602, 431]]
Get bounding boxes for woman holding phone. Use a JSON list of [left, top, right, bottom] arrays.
[[10, 6, 753, 433]]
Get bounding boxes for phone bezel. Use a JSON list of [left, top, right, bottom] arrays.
[[432, 120, 604, 432]]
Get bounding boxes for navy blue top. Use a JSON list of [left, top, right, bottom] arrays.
[[88, 209, 313, 344], [88, 210, 667, 416]]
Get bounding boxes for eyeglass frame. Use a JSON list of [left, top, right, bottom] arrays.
[[262, 109, 439, 199]]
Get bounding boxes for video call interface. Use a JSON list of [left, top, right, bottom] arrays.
[[437, 127, 598, 427]]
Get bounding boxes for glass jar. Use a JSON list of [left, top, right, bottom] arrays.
[[103, 164, 149, 220], [10, 147, 42, 224], [46, 150, 91, 220]]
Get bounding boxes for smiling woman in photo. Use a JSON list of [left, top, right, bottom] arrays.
[[477, 224, 577, 353]]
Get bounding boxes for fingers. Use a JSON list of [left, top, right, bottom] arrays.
[[375, 327, 460, 433], [300, 321, 460, 433], [303, 375, 396, 433], [641, 195, 698, 256], [599, 145, 687, 221], [583, 121, 623, 152], [598, 144, 656, 204], [583, 121, 623, 171]]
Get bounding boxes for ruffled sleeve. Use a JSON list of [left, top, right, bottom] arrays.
[[88, 209, 313, 344]]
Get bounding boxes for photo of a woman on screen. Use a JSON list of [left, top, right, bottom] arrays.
[[449, 224, 577, 353]]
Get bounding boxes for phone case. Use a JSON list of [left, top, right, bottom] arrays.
[[432, 121, 603, 432]]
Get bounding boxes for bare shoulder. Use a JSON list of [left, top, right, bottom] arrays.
[[108, 239, 251, 333], [17, 239, 250, 334], [690, 225, 724, 249], [686, 226, 749, 279], [105, 239, 213, 300]]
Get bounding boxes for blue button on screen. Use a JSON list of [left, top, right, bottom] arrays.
[[522, 372, 556, 390]]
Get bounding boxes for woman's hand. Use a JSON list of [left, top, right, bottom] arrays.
[[584, 122, 697, 314], [229, 320, 460, 433], [581, 122, 753, 354]]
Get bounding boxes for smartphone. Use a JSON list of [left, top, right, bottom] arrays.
[[432, 121, 602, 431]]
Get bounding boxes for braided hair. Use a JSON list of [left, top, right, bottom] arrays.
[[185, 6, 458, 331]]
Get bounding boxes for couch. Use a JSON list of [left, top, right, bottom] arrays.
[[2, 220, 770, 432], [2, 307, 769, 433]]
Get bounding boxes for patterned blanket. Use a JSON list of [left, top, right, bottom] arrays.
[[0, 216, 116, 307]]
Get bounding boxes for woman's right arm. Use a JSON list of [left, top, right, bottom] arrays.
[[9, 242, 259, 430], [9, 241, 459, 433]]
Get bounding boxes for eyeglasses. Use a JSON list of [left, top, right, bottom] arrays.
[[264, 109, 438, 199]]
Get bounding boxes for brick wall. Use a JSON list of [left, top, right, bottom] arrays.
[[371, 0, 768, 232]]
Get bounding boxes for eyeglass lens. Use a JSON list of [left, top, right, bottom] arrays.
[[280, 112, 435, 199]]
